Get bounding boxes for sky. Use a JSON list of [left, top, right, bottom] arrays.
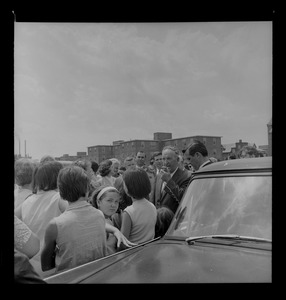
[[14, 22, 272, 160]]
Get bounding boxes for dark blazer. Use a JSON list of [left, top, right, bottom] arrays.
[[151, 168, 192, 214]]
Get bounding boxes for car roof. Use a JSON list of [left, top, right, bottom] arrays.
[[195, 157, 272, 174]]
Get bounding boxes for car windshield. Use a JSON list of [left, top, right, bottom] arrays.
[[167, 175, 272, 241]]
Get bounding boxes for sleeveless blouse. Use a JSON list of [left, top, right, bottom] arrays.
[[124, 199, 157, 244], [54, 201, 108, 273], [21, 190, 67, 277]]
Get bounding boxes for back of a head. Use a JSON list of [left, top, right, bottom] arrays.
[[185, 140, 208, 157], [123, 168, 151, 199], [34, 160, 63, 191], [90, 160, 99, 173], [156, 207, 174, 237], [98, 159, 112, 177], [40, 155, 56, 164], [15, 158, 38, 186], [57, 165, 89, 202]]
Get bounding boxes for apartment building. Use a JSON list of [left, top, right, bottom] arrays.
[[87, 132, 222, 163]]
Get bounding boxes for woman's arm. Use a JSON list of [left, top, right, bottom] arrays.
[[41, 220, 58, 271], [14, 216, 40, 259], [105, 220, 136, 248], [21, 231, 40, 259], [120, 211, 132, 240]]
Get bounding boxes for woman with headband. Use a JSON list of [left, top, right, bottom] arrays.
[[41, 166, 136, 274], [91, 186, 122, 254]]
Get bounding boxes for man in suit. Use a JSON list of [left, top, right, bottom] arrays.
[[151, 145, 192, 214], [183, 140, 214, 171]]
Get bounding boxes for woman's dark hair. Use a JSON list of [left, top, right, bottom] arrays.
[[98, 159, 112, 177], [123, 169, 151, 200], [155, 206, 174, 238], [34, 161, 63, 192], [90, 160, 99, 173], [57, 165, 89, 202]]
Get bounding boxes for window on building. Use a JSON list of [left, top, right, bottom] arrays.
[[213, 149, 217, 156], [141, 142, 145, 148], [213, 138, 216, 145], [203, 138, 206, 144]]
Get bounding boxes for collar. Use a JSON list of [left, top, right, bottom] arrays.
[[66, 200, 91, 211], [170, 167, 178, 177], [199, 159, 211, 169]]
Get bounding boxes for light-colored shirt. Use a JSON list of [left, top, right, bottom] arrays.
[[124, 199, 157, 244], [14, 187, 33, 211], [199, 159, 211, 169], [21, 190, 68, 277], [96, 175, 116, 187], [54, 201, 107, 273]]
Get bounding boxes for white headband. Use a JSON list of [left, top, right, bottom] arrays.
[[97, 186, 119, 201]]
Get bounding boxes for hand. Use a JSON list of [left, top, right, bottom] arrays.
[[160, 167, 171, 183], [113, 229, 137, 248]]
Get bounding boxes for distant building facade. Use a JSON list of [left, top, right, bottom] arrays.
[[87, 132, 222, 164], [55, 152, 87, 161], [222, 139, 257, 160]]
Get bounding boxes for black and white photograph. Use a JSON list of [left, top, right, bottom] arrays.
[[13, 15, 273, 284]]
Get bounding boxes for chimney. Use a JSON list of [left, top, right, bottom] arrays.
[[25, 140, 27, 157]]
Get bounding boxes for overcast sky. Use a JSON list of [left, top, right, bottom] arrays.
[[14, 22, 272, 160]]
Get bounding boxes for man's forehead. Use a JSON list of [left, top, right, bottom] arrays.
[[162, 149, 176, 156]]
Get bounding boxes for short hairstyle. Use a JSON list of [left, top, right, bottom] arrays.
[[136, 151, 146, 157], [185, 140, 208, 157], [123, 169, 151, 200], [110, 158, 120, 165], [162, 145, 180, 156], [15, 158, 38, 186], [57, 165, 89, 202], [34, 161, 63, 191], [40, 155, 55, 164], [155, 206, 174, 237], [90, 160, 99, 173], [151, 151, 162, 160], [98, 159, 112, 177]]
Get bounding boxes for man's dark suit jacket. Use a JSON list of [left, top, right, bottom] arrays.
[[150, 168, 192, 214]]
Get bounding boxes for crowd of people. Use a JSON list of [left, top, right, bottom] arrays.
[[14, 140, 261, 283]]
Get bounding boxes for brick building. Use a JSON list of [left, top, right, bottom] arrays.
[[87, 132, 222, 164]]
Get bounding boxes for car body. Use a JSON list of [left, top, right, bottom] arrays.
[[45, 157, 272, 283]]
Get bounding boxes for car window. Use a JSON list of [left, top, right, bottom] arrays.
[[168, 175, 271, 240]]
